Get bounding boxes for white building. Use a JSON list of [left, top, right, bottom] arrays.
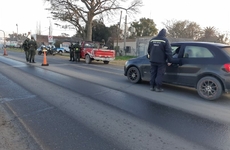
[[115, 36, 193, 57]]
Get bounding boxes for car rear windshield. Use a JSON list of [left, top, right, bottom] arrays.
[[221, 47, 230, 57]]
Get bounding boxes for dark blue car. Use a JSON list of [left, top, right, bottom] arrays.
[[124, 41, 230, 101]]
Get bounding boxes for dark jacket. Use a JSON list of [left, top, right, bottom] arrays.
[[22, 38, 30, 50], [74, 43, 81, 53], [69, 43, 75, 52], [28, 39, 37, 50], [147, 29, 173, 63]]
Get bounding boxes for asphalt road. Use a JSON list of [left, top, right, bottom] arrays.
[[0, 50, 230, 150]]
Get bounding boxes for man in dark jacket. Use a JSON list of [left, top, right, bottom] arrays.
[[147, 28, 174, 92], [74, 42, 81, 62], [69, 43, 75, 61], [28, 36, 37, 63], [22, 38, 30, 62]]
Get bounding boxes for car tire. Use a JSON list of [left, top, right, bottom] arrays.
[[85, 55, 91, 64], [103, 61, 109, 64], [127, 67, 141, 83], [197, 76, 222, 101]]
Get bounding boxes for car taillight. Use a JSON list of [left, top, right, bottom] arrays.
[[224, 63, 230, 72]]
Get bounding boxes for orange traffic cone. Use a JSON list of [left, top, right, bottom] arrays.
[[41, 51, 49, 66], [3, 48, 8, 56]]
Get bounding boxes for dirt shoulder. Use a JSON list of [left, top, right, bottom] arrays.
[[109, 60, 126, 66], [0, 104, 40, 150]]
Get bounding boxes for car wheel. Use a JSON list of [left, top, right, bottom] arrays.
[[58, 50, 63, 54], [103, 61, 109, 64], [197, 76, 222, 101], [127, 67, 141, 83], [85, 55, 91, 64], [38, 51, 42, 55]]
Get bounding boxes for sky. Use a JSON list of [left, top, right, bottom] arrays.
[[0, 0, 230, 38]]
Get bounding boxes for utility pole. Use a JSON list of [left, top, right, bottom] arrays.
[[16, 24, 18, 35], [123, 11, 127, 56], [116, 11, 122, 48], [16, 24, 18, 41], [49, 26, 51, 36]]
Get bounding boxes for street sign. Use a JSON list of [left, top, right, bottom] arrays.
[[48, 35, 53, 43]]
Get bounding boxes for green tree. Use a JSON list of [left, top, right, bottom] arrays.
[[44, 0, 143, 41], [203, 26, 217, 38], [92, 20, 111, 43], [197, 27, 217, 42], [129, 18, 158, 38], [108, 24, 123, 50]]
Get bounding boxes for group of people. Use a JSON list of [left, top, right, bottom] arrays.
[[22, 36, 37, 63], [69, 42, 81, 62], [21, 29, 175, 92], [147, 28, 181, 92], [22, 37, 81, 63]]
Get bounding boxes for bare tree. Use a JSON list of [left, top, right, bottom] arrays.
[[43, 0, 143, 41], [163, 20, 202, 40]]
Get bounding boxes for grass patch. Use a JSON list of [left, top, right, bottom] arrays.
[[6, 48, 24, 52], [115, 55, 136, 60]]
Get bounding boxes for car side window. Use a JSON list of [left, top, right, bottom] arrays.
[[183, 46, 213, 58], [84, 43, 91, 48], [171, 46, 180, 58]]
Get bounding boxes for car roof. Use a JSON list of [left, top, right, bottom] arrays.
[[171, 41, 229, 47]]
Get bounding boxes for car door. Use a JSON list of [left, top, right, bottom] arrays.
[[172, 44, 215, 87], [140, 55, 151, 81], [163, 44, 181, 84]]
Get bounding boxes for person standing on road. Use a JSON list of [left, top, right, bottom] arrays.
[[69, 42, 75, 61], [22, 38, 30, 62], [147, 28, 174, 92], [74, 42, 81, 62], [28, 36, 37, 63]]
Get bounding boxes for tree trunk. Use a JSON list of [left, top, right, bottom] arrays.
[[86, 13, 94, 41]]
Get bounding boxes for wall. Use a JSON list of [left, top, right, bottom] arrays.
[[115, 36, 193, 57]]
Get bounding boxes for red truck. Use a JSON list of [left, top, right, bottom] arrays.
[[79, 41, 116, 64]]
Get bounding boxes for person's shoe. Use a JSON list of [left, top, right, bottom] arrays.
[[150, 87, 155, 91], [32, 61, 36, 63], [150, 86, 155, 91], [155, 88, 164, 92]]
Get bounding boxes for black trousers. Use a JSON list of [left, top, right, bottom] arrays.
[[150, 62, 166, 88], [70, 51, 74, 60], [29, 49, 36, 62], [75, 52, 80, 62], [24, 49, 29, 61]]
